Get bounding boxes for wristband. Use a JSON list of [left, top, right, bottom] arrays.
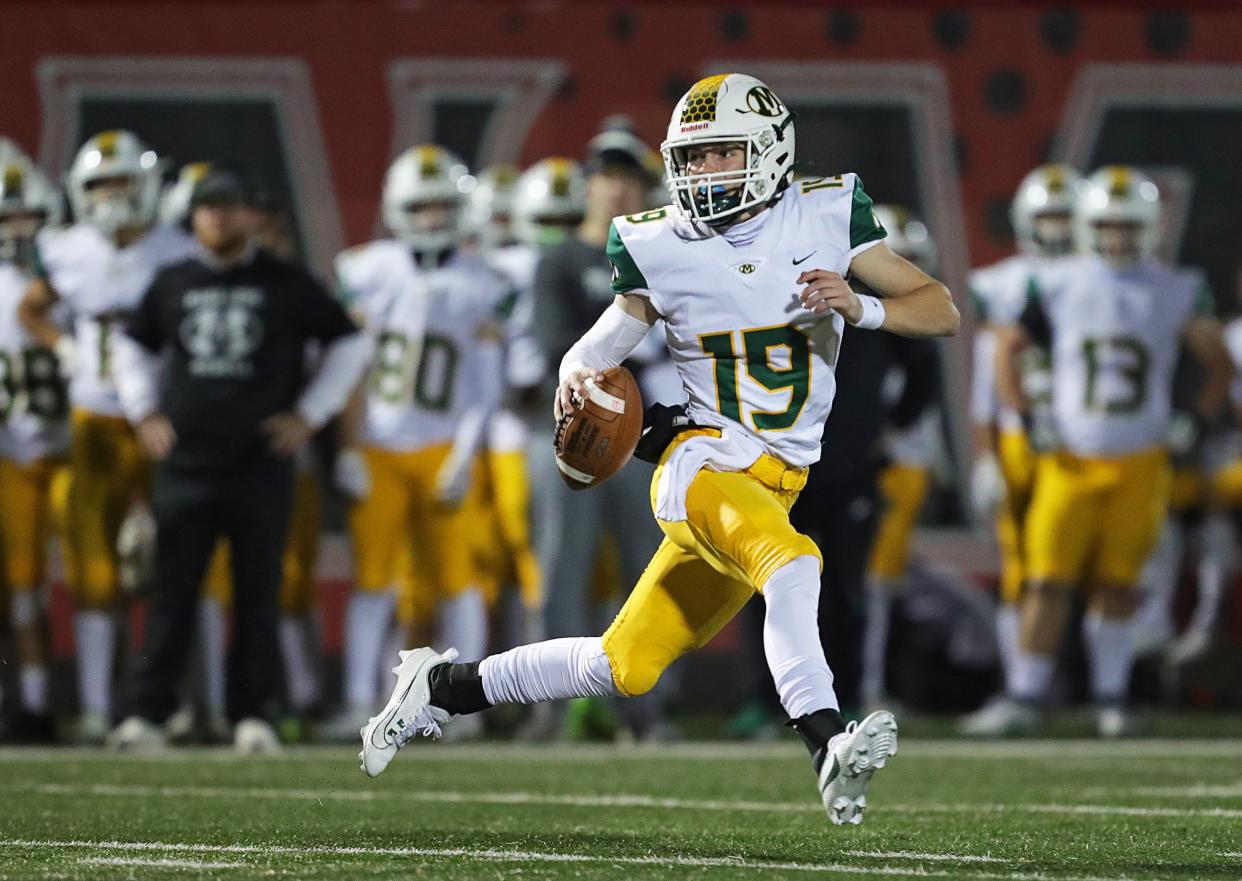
[[854, 294, 886, 330]]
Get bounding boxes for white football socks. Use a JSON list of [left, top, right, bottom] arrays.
[[1010, 650, 1053, 702], [1083, 612, 1134, 704], [479, 636, 616, 706], [762, 555, 839, 719], [860, 576, 896, 704], [996, 603, 1022, 695], [197, 596, 227, 718], [279, 615, 320, 712], [438, 587, 487, 662], [343, 589, 396, 708], [20, 664, 48, 714], [74, 610, 114, 717]]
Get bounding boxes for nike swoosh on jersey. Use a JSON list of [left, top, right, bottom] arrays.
[[793, 251, 817, 265]]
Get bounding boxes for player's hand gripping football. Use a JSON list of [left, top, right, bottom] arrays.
[[798, 269, 863, 324], [554, 367, 603, 422]]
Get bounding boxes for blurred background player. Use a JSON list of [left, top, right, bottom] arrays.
[[18, 130, 196, 743], [960, 164, 1081, 736], [328, 145, 510, 739], [859, 205, 944, 711], [990, 166, 1231, 737], [0, 155, 69, 740]]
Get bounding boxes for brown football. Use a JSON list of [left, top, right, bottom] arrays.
[[554, 366, 644, 491]]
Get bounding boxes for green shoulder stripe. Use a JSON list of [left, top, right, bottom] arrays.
[[1025, 274, 1042, 304], [607, 222, 649, 295], [1194, 280, 1215, 318], [970, 287, 989, 322], [28, 239, 48, 280], [494, 289, 520, 322], [848, 177, 887, 250]]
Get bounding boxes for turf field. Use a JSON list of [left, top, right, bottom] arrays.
[[1, 740, 1240, 880]]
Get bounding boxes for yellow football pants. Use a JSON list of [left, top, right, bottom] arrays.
[[350, 445, 481, 625], [1211, 458, 1242, 509], [868, 463, 930, 580], [601, 430, 821, 697], [476, 450, 542, 609], [0, 456, 71, 590], [1024, 446, 1170, 588], [65, 409, 148, 608], [201, 469, 321, 614], [996, 429, 1037, 604]]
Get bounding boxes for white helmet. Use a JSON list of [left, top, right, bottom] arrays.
[[0, 156, 61, 262], [873, 205, 937, 273], [159, 161, 214, 228], [1011, 164, 1082, 257], [0, 137, 28, 165], [66, 130, 162, 234], [661, 73, 796, 227], [1076, 166, 1161, 266], [467, 164, 519, 248], [511, 158, 586, 247], [382, 145, 473, 252]]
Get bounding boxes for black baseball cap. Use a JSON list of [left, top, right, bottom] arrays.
[[584, 120, 655, 183], [190, 166, 253, 209]]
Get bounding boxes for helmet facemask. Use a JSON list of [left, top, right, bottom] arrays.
[[1029, 210, 1075, 257], [663, 120, 793, 229], [1088, 220, 1146, 268], [81, 174, 146, 234]]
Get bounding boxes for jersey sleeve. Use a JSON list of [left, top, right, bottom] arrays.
[[846, 175, 887, 258], [607, 221, 650, 296]]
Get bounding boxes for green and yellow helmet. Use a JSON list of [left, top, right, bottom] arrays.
[[1011, 164, 1083, 257], [1076, 166, 1161, 265], [382, 144, 473, 252], [511, 157, 586, 247], [66, 129, 162, 233]]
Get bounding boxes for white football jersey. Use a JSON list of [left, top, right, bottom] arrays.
[[37, 223, 195, 416], [969, 253, 1051, 428], [608, 175, 887, 468], [1031, 255, 1211, 457], [0, 262, 69, 462], [338, 240, 511, 452]]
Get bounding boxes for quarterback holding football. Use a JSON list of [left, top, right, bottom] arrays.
[[360, 73, 959, 826]]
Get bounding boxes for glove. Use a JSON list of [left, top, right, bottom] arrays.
[[634, 403, 704, 464], [53, 335, 77, 382], [116, 502, 156, 596], [333, 448, 371, 501], [970, 454, 1006, 521], [434, 456, 472, 507]]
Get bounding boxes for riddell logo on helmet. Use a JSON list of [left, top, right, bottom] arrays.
[[680, 122, 711, 133]]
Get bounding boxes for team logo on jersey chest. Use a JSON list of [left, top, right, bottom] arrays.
[[739, 263, 756, 275]]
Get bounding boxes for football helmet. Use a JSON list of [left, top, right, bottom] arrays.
[[1076, 166, 1160, 266], [872, 205, 936, 273], [0, 156, 61, 263], [66, 130, 162, 234], [159, 161, 214, 228], [1011, 165, 1082, 257], [382, 144, 473, 253], [511, 158, 586, 247], [661, 73, 796, 227], [467, 164, 519, 249]]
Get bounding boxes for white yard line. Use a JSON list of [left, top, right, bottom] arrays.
[[1111, 783, 1242, 798], [0, 838, 1157, 881], [9, 781, 1242, 820], [845, 851, 1008, 863], [80, 856, 246, 869]]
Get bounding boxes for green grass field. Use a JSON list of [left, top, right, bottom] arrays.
[[1, 740, 1240, 880]]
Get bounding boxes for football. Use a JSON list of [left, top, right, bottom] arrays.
[[554, 366, 643, 490]]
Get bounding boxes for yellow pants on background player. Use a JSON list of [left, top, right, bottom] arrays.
[[472, 450, 542, 610], [868, 463, 930, 580], [64, 409, 147, 608], [996, 429, 1038, 604], [203, 469, 321, 613], [1024, 446, 1171, 588], [0, 456, 71, 594], [350, 445, 482, 627], [601, 431, 820, 697]]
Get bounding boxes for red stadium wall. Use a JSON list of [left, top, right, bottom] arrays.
[[2, 1, 1241, 268]]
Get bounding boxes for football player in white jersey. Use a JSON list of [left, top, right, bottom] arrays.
[[860, 205, 942, 709], [361, 74, 958, 826], [958, 165, 1081, 736], [992, 166, 1230, 737], [0, 156, 68, 739], [18, 130, 196, 742], [325, 145, 511, 740]]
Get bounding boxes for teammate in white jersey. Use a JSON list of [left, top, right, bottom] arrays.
[[18, 130, 196, 742], [993, 166, 1230, 737], [0, 156, 68, 739], [362, 74, 958, 825], [959, 165, 1081, 736], [325, 145, 511, 740]]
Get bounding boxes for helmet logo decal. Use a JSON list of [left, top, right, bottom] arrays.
[[549, 159, 571, 197], [680, 74, 732, 125], [96, 131, 120, 158], [1107, 166, 1130, 197], [415, 146, 441, 180], [741, 86, 784, 117], [1045, 166, 1065, 194], [2, 163, 24, 194]]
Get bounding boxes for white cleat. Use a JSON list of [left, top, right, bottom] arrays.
[[818, 710, 898, 826], [359, 647, 457, 778], [1096, 705, 1139, 739], [106, 716, 168, 753], [958, 695, 1040, 737], [234, 718, 282, 755]]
